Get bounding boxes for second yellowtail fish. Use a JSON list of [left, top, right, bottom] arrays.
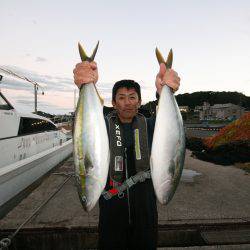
[[150, 48, 185, 204]]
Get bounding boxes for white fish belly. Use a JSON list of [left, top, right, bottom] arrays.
[[151, 86, 185, 204], [74, 84, 109, 212]]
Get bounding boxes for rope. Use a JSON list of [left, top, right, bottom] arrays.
[[0, 238, 11, 250], [0, 174, 73, 249]]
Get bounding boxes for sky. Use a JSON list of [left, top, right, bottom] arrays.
[[0, 0, 250, 114]]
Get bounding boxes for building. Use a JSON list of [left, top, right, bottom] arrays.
[[179, 106, 190, 113], [211, 103, 245, 120], [179, 106, 200, 123], [195, 102, 245, 121]]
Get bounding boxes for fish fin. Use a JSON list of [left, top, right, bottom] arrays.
[[155, 47, 173, 69], [84, 154, 94, 172], [90, 41, 99, 61], [165, 49, 173, 69], [78, 42, 90, 62], [78, 41, 102, 103], [78, 41, 99, 62], [169, 159, 176, 178], [94, 85, 104, 105], [155, 47, 165, 65]]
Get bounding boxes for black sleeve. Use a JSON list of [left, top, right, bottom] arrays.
[[139, 99, 158, 118], [103, 106, 114, 117]]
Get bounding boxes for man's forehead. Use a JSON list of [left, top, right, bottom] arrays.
[[116, 87, 138, 95]]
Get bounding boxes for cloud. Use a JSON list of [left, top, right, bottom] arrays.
[[0, 65, 75, 93], [36, 57, 47, 62], [0, 77, 33, 91], [0, 67, 157, 113], [0, 65, 79, 114], [14, 94, 72, 114], [17, 99, 34, 106]]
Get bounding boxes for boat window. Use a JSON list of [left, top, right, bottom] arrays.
[[18, 117, 58, 135], [0, 94, 12, 110]]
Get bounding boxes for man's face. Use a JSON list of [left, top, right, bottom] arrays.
[[112, 87, 141, 123]]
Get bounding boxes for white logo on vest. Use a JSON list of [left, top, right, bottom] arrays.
[[115, 124, 122, 147]]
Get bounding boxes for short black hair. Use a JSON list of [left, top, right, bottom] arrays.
[[112, 79, 141, 102]]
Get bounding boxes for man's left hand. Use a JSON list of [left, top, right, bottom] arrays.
[[155, 63, 181, 94]]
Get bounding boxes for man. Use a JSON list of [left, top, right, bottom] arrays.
[[73, 61, 180, 249]]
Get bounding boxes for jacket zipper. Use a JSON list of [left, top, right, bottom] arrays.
[[124, 147, 131, 225]]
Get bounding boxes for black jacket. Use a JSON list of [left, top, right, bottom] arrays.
[[98, 115, 157, 250]]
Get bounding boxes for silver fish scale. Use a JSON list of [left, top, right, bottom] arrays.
[[73, 83, 109, 212], [150, 86, 185, 204]]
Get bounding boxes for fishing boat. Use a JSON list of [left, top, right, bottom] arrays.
[[0, 91, 73, 217]]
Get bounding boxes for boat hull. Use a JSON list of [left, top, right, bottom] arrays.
[[0, 139, 72, 218]]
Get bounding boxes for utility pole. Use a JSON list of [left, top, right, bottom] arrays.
[[0, 74, 3, 82], [34, 84, 38, 113], [0, 74, 3, 91]]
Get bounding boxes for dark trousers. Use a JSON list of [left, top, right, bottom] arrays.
[[98, 224, 157, 250], [98, 181, 158, 250]]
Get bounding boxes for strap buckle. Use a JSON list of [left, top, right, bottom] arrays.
[[102, 191, 112, 200], [126, 177, 136, 188], [118, 192, 125, 199], [102, 171, 151, 200]]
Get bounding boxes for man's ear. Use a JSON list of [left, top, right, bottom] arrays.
[[138, 100, 142, 108], [112, 100, 116, 109]]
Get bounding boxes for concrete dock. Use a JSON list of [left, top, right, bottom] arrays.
[[0, 150, 250, 249]]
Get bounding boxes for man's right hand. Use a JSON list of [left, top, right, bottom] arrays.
[[73, 61, 98, 88]]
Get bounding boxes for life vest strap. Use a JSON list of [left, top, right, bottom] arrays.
[[102, 170, 151, 200]]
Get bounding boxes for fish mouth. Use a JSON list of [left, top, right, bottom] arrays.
[[84, 202, 94, 212], [156, 179, 173, 204]]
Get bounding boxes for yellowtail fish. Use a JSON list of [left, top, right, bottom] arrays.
[[74, 41, 109, 212], [150, 48, 185, 204]]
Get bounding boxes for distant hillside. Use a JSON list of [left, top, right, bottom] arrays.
[[203, 112, 250, 149], [175, 91, 250, 110]]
